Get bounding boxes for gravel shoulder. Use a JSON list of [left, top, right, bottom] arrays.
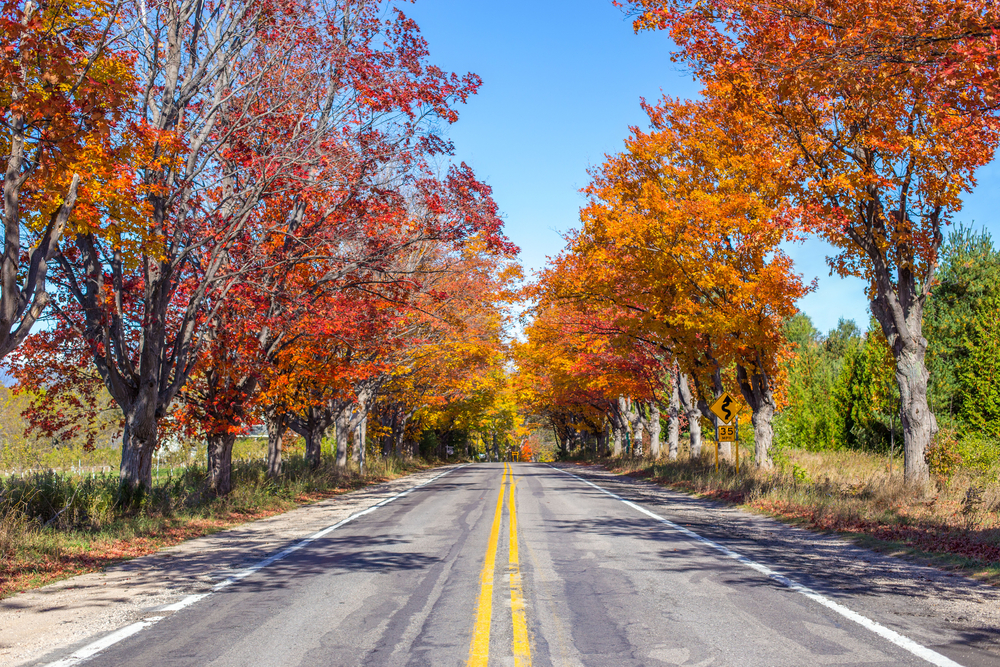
[[0, 464, 463, 667]]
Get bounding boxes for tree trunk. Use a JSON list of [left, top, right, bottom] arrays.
[[119, 404, 157, 493], [633, 405, 646, 458], [668, 375, 681, 461], [207, 432, 237, 495], [894, 344, 934, 485], [380, 412, 392, 458], [335, 410, 350, 470], [678, 374, 702, 458], [305, 425, 322, 469], [619, 396, 644, 457], [648, 403, 661, 459], [266, 412, 285, 478], [350, 417, 360, 463], [553, 425, 567, 458], [870, 291, 934, 486], [611, 419, 624, 457], [357, 411, 367, 474], [737, 360, 777, 469], [393, 411, 409, 458]]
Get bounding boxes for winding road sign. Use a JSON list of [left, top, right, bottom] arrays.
[[708, 392, 741, 424]]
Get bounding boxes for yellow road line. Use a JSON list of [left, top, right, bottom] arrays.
[[467, 463, 508, 667], [508, 470, 532, 667]]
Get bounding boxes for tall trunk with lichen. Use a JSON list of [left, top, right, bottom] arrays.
[[736, 360, 776, 469], [678, 374, 701, 458], [870, 284, 934, 487], [668, 372, 681, 460]]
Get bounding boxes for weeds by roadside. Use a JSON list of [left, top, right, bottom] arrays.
[[0, 455, 442, 599], [599, 448, 1000, 584]]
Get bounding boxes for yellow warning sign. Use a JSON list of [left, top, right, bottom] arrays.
[[708, 392, 741, 424], [717, 423, 737, 441]]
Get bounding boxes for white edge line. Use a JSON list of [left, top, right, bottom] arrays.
[[547, 464, 964, 667], [43, 464, 468, 667]]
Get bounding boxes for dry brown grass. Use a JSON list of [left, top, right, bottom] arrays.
[[601, 447, 1000, 583]]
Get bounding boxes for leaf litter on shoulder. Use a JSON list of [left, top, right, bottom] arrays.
[[601, 449, 1000, 585]]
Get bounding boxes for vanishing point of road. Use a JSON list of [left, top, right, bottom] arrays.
[[39, 463, 1000, 666]]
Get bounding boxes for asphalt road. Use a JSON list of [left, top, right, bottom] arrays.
[[39, 463, 1000, 666]]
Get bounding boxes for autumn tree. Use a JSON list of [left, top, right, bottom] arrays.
[[26, 0, 499, 494], [628, 0, 1000, 483], [1, 0, 137, 359], [367, 232, 520, 462], [550, 97, 807, 466], [516, 293, 667, 459]]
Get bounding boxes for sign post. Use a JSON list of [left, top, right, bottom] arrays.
[[708, 392, 743, 472], [735, 416, 740, 473], [715, 425, 720, 472]]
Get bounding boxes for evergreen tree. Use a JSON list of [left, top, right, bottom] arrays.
[[831, 321, 899, 453], [958, 293, 1000, 437], [925, 226, 1000, 420], [777, 315, 859, 450]]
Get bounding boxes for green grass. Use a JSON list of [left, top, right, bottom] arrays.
[[0, 453, 445, 598]]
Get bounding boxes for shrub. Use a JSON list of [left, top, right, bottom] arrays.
[[954, 432, 1000, 477], [926, 428, 964, 480]]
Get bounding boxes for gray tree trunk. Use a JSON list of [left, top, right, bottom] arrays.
[[871, 293, 934, 486], [119, 398, 158, 493], [356, 411, 368, 474], [737, 361, 777, 469], [668, 374, 681, 460], [335, 410, 350, 470], [350, 408, 361, 464], [618, 396, 641, 456], [305, 426, 322, 469], [266, 412, 285, 478], [648, 403, 661, 459], [678, 374, 702, 458], [393, 411, 413, 458], [207, 432, 237, 495], [610, 408, 625, 457], [633, 405, 646, 458]]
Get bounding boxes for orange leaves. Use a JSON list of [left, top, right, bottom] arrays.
[[381, 237, 521, 436], [629, 0, 1000, 290], [565, 96, 808, 387], [3, 0, 141, 233]]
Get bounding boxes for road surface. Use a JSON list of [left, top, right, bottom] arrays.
[[36, 463, 1000, 666]]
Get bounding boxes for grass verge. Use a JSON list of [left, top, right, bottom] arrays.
[[596, 448, 1000, 584], [0, 455, 444, 599]]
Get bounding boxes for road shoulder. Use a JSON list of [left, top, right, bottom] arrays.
[[553, 462, 1000, 666], [0, 465, 463, 667]]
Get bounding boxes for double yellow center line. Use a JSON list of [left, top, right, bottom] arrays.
[[468, 463, 532, 667]]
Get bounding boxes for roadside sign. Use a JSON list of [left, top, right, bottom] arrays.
[[708, 392, 742, 424], [717, 424, 737, 441]]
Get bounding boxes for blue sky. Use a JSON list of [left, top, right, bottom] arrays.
[[406, 0, 1000, 335]]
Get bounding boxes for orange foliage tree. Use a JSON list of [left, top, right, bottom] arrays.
[[629, 0, 1000, 483], [515, 296, 667, 458], [529, 96, 808, 466], [1, 0, 138, 359]]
